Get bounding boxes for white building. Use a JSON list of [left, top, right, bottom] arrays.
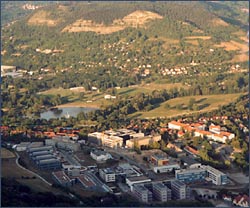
[[168, 121, 188, 130], [102, 135, 123, 148], [99, 168, 116, 182], [152, 163, 180, 174], [205, 165, 227, 185], [126, 176, 151, 191], [90, 150, 112, 162]]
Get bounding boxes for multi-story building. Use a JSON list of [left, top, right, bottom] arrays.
[[176, 165, 227, 185], [126, 176, 152, 191], [171, 180, 190, 200], [168, 121, 189, 130], [151, 154, 169, 166], [133, 184, 153, 203], [90, 149, 112, 162], [102, 135, 123, 148], [152, 183, 172, 202], [175, 167, 207, 183], [99, 168, 116, 182], [126, 135, 161, 149], [88, 132, 106, 145], [205, 165, 227, 185], [153, 163, 180, 174], [37, 158, 61, 170]]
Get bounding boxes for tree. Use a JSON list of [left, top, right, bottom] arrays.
[[188, 98, 195, 110], [79, 92, 85, 100]]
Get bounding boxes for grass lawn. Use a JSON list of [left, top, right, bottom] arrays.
[[39, 82, 188, 108], [1, 154, 64, 194], [130, 93, 243, 119], [1, 148, 15, 158]]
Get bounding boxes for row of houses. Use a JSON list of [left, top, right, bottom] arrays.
[[168, 121, 235, 143]]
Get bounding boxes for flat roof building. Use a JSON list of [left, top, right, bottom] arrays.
[[27, 145, 53, 153], [99, 168, 116, 183], [52, 171, 75, 187], [90, 149, 112, 162], [171, 180, 190, 200], [151, 153, 169, 166], [205, 165, 227, 185], [126, 176, 151, 191], [153, 183, 172, 202], [175, 167, 207, 184], [37, 158, 61, 170], [133, 184, 152, 203]]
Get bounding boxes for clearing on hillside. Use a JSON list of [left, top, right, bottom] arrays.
[[27, 10, 59, 26], [185, 36, 211, 40], [211, 18, 229, 26], [62, 10, 163, 34]]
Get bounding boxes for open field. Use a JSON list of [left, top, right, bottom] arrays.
[[1, 148, 15, 158], [40, 82, 188, 108], [130, 93, 243, 119], [1, 157, 60, 193]]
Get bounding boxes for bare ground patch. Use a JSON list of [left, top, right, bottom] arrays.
[[28, 10, 59, 26], [185, 36, 211, 40], [62, 10, 163, 34], [185, 39, 199, 46], [211, 18, 229, 26], [215, 40, 248, 52]]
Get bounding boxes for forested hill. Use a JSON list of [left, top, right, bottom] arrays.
[[1, 1, 249, 71]]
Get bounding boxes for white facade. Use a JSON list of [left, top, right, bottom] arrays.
[[153, 163, 180, 173], [102, 136, 123, 148], [90, 150, 112, 162], [204, 165, 227, 185], [168, 122, 182, 130], [99, 169, 116, 182], [126, 176, 151, 191], [211, 134, 227, 143]]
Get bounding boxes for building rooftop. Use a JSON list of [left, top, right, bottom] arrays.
[[133, 184, 149, 192], [38, 158, 60, 164], [171, 180, 186, 187], [53, 171, 71, 183], [101, 168, 115, 174], [78, 175, 95, 187], [152, 153, 168, 160], [169, 121, 189, 127], [180, 156, 200, 166], [127, 176, 151, 182], [91, 149, 108, 156], [153, 182, 169, 189], [176, 167, 206, 174]]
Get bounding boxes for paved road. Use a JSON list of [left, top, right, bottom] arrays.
[[15, 151, 52, 186]]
